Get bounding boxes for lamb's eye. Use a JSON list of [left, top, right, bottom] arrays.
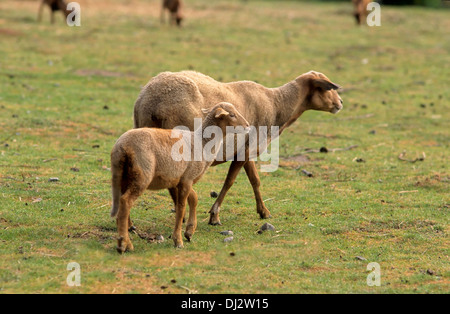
[[230, 114, 235, 118]]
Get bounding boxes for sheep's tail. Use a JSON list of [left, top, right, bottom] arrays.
[[110, 148, 127, 218]]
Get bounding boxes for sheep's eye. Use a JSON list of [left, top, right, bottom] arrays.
[[230, 114, 236, 118]]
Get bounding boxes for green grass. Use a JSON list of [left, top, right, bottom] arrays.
[[0, 0, 448, 293]]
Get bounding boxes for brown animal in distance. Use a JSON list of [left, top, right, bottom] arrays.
[[352, 0, 372, 25], [38, 0, 71, 24], [161, 0, 183, 26]]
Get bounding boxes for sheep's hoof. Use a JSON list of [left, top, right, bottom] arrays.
[[208, 215, 222, 226], [128, 225, 137, 232], [117, 237, 134, 254], [258, 208, 272, 219], [260, 213, 272, 219]]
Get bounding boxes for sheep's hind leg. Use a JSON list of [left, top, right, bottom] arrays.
[[184, 189, 198, 242], [208, 160, 246, 225], [244, 161, 271, 219]]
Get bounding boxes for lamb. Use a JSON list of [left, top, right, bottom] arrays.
[[160, 0, 183, 27], [133, 70, 343, 226], [352, 0, 372, 25], [110, 102, 249, 253], [37, 0, 70, 24]]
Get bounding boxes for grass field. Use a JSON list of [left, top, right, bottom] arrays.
[[0, 0, 448, 294]]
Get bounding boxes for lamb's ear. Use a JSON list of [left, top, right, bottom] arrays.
[[312, 79, 340, 91], [214, 108, 229, 118], [201, 108, 210, 115]]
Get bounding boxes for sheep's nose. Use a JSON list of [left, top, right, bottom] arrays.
[[340, 99, 343, 105]]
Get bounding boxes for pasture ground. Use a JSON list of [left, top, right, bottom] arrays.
[[0, 0, 448, 293]]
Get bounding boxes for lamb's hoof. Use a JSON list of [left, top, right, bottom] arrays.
[[128, 225, 137, 232], [116, 246, 126, 254], [184, 230, 194, 242], [174, 242, 184, 249]]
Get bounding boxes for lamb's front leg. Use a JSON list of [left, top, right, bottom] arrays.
[[172, 182, 191, 248], [184, 189, 198, 242]]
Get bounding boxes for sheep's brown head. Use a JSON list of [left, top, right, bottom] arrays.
[[296, 71, 343, 114], [202, 102, 250, 133]]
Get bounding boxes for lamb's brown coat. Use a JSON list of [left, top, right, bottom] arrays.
[[111, 102, 249, 252], [134, 70, 343, 225]]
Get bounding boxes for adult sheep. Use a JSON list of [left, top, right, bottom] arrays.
[[133, 70, 343, 225]]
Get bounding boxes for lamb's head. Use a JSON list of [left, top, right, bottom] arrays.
[[296, 71, 343, 114], [202, 102, 250, 134]]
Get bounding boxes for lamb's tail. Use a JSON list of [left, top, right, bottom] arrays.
[[110, 148, 127, 218]]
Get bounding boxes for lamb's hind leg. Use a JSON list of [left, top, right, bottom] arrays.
[[116, 191, 139, 254], [184, 189, 198, 242]]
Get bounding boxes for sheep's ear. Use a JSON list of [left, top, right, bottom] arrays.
[[214, 108, 229, 118], [312, 79, 340, 91], [201, 108, 210, 114]]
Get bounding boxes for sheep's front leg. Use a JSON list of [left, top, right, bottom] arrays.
[[244, 161, 271, 219], [184, 189, 198, 242], [173, 182, 191, 248], [209, 160, 246, 225]]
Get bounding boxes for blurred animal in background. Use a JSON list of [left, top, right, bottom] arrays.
[[352, 0, 372, 25], [161, 0, 183, 27], [37, 0, 70, 24]]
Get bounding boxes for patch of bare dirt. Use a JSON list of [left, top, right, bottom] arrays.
[[279, 154, 311, 169], [74, 69, 127, 77], [0, 28, 22, 36]]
